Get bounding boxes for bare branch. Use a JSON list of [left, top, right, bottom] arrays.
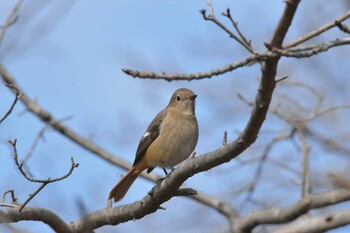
[[275, 75, 288, 83], [0, 83, 22, 124], [284, 10, 350, 48], [336, 20, 350, 34], [8, 139, 79, 211], [21, 125, 49, 174], [273, 209, 350, 233], [297, 126, 311, 198], [222, 8, 252, 49], [239, 131, 293, 211], [22, 115, 73, 171], [18, 183, 48, 212], [1, 190, 17, 203], [122, 53, 271, 81], [0, 0, 24, 46], [122, 36, 348, 81], [0, 187, 18, 209], [201, 1, 255, 54], [9, 139, 79, 183], [173, 188, 197, 197], [304, 105, 350, 121], [0, 206, 72, 233], [233, 189, 350, 233], [222, 131, 227, 146], [273, 37, 350, 58]]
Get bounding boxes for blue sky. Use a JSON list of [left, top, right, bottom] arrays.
[[1, 1, 350, 232]]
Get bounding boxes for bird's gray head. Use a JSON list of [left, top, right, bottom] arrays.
[[168, 88, 197, 115]]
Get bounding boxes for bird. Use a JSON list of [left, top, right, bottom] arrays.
[[108, 88, 199, 205]]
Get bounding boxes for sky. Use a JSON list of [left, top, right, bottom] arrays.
[[1, 1, 350, 233]]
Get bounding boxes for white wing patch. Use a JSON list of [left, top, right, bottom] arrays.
[[141, 131, 151, 140]]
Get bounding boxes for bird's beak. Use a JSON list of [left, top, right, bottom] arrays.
[[191, 94, 197, 100]]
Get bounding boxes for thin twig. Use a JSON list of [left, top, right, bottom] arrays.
[[200, 2, 255, 54], [304, 105, 350, 121], [0, 0, 24, 46], [223, 131, 228, 146], [0, 83, 22, 124], [10, 139, 79, 183], [284, 10, 350, 48], [336, 21, 350, 34], [19, 182, 48, 212], [222, 8, 252, 49], [297, 125, 311, 197], [275, 75, 288, 83], [239, 131, 293, 211], [8, 139, 79, 211], [22, 125, 49, 166], [2, 189, 17, 203], [22, 115, 74, 166], [274, 38, 350, 58]]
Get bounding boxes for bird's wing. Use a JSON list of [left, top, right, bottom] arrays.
[[133, 109, 167, 166]]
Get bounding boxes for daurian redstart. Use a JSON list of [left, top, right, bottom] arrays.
[[108, 88, 198, 204]]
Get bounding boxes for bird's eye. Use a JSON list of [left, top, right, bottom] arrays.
[[176, 95, 181, 101]]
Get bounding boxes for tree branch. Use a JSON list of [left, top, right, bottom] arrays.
[[284, 10, 350, 48], [0, 207, 72, 233], [233, 189, 350, 233], [122, 53, 271, 81], [297, 126, 311, 198], [200, 1, 255, 54], [272, 38, 350, 58], [273, 209, 350, 233], [0, 83, 22, 124], [8, 139, 79, 211], [0, 0, 24, 46]]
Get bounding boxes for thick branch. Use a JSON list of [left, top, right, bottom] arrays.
[[233, 189, 350, 233], [273, 209, 350, 233], [0, 206, 72, 233]]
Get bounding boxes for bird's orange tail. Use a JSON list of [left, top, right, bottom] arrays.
[[108, 166, 143, 203]]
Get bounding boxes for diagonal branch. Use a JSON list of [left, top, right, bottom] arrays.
[[283, 10, 350, 48], [0, 0, 24, 46], [222, 8, 252, 50], [0, 83, 22, 124], [233, 189, 350, 233], [273, 37, 350, 58], [200, 1, 255, 54], [273, 209, 350, 233]]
